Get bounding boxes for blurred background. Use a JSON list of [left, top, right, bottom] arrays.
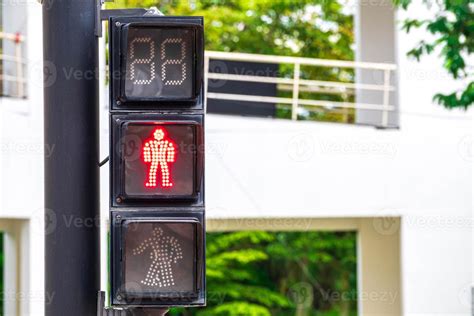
[[0, 0, 472, 315]]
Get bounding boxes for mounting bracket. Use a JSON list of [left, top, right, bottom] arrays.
[[95, 0, 163, 37], [97, 291, 169, 316]]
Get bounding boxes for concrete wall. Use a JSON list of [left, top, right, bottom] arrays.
[[355, 0, 398, 127], [1, 2, 44, 316]]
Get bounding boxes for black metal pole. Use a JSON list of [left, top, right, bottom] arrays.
[[43, 0, 100, 315]]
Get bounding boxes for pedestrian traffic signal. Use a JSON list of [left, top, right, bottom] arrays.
[[111, 114, 204, 207], [108, 14, 206, 309], [110, 16, 204, 110], [111, 211, 205, 306]]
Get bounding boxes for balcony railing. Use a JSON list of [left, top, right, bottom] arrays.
[[205, 51, 396, 127], [0, 31, 26, 98]]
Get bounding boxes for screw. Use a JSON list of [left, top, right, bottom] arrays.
[[116, 215, 121, 220], [116, 196, 122, 204], [115, 22, 121, 27], [116, 100, 122, 105], [116, 295, 122, 300]]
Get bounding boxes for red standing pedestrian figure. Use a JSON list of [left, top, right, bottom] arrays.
[[143, 127, 176, 188]]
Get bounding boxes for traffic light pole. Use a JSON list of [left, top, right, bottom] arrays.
[[43, 0, 100, 315]]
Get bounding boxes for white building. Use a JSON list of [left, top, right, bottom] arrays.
[[0, 1, 472, 315]]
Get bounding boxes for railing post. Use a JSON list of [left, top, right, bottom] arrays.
[[291, 63, 300, 121], [381, 69, 390, 127], [15, 41, 24, 98]]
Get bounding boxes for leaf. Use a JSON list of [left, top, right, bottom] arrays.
[[207, 231, 275, 255], [395, 0, 474, 108], [209, 284, 291, 307], [197, 302, 272, 316], [433, 81, 474, 110], [402, 19, 425, 33], [207, 249, 269, 266]]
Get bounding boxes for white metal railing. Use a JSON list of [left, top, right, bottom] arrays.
[[205, 51, 396, 127], [0, 31, 26, 98]]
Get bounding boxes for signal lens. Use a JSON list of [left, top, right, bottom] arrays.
[[120, 123, 196, 198], [122, 221, 197, 297]]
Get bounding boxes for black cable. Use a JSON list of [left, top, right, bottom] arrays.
[[99, 156, 109, 167]]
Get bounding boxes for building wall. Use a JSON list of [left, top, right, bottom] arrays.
[[0, 1, 472, 315], [1, 2, 44, 315], [355, 0, 398, 127]]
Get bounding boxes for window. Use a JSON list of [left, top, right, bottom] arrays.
[[1, 0, 27, 99]]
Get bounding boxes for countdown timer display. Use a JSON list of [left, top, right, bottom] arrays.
[[124, 27, 195, 99]]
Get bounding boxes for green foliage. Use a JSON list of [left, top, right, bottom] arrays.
[[198, 302, 272, 316], [394, 0, 474, 109], [107, 0, 356, 123], [171, 231, 357, 316], [109, 0, 353, 59]]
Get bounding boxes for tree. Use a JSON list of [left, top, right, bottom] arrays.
[[107, 0, 356, 122], [108, 0, 353, 59], [169, 231, 357, 316], [394, 0, 474, 109], [170, 231, 291, 316]]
